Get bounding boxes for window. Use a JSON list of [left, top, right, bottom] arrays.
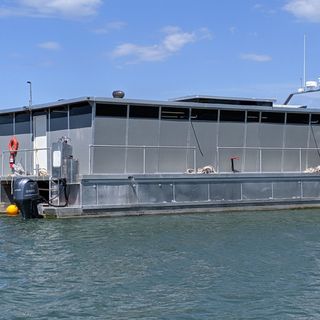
[[96, 103, 127, 118], [70, 103, 92, 129], [220, 110, 245, 122], [191, 108, 218, 121], [286, 113, 309, 125], [50, 107, 68, 131], [261, 112, 285, 124], [247, 111, 260, 123], [129, 105, 159, 119], [0, 114, 13, 136], [33, 110, 47, 116], [161, 107, 189, 120], [15, 112, 31, 134], [311, 114, 320, 125]]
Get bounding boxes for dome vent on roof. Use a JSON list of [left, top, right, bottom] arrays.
[[112, 90, 125, 99]]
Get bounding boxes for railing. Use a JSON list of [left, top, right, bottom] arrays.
[[216, 147, 320, 173], [88, 144, 197, 174], [1, 147, 51, 176]]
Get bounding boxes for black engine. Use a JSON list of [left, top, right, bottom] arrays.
[[13, 178, 43, 219]]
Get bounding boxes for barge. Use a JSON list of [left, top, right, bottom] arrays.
[[2, 89, 320, 218]]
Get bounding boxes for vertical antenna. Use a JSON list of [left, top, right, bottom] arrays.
[[27, 81, 32, 107], [303, 34, 306, 89]]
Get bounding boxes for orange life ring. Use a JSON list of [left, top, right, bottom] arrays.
[[8, 136, 19, 156]]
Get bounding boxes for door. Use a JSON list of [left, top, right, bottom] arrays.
[[33, 115, 47, 172]]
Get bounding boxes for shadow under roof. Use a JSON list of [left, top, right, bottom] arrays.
[[172, 95, 275, 107]]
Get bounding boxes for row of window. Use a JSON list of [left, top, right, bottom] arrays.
[[0, 103, 92, 135], [96, 103, 320, 125], [0, 102, 318, 136]]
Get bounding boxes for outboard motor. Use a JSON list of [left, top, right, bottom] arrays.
[[13, 178, 42, 219]]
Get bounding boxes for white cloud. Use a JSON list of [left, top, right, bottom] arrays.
[[241, 53, 272, 62], [94, 21, 127, 34], [0, 0, 102, 18], [284, 0, 320, 22], [112, 27, 211, 63], [161, 27, 195, 52], [38, 41, 61, 50], [113, 43, 169, 62]]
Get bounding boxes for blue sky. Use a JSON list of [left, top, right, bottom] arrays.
[[1, 0, 320, 108]]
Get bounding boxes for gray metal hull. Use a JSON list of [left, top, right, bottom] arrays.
[[41, 173, 320, 218]]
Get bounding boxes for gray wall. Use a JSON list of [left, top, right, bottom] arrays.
[[190, 121, 217, 169], [0, 102, 317, 176], [218, 122, 245, 172], [127, 118, 159, 173], [48, 104, 92, 175], [93, 104, 195, 174], [94, 117, 127, 174], [159, 119, 191, 172], [0, 103, 93, 176], [92, 104, 320, 174]]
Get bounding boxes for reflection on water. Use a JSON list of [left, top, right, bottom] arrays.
[[1, 210, 320, 319]]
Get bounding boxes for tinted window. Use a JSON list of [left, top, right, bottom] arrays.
[[33, 110, 47, 116], [261, 112, 285, 124], [220, 110, 245, 122], [311, 114, 320, 125], [129, 105, 159, 119], [287, 113, 309, 125], [15, 112, 31, 134], [96, 103, 127, 118], [161, 107, 189, 120], [70, 103, 92, 129], [191, 109, 218, 121], [0, 114, 13, 136], [247, 111, 260, 123], [50, 107, 68, 131]]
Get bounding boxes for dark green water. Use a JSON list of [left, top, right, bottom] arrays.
[[1, 210, 320, 319]]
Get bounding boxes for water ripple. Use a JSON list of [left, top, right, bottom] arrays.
[[1, 210, 320, 319]]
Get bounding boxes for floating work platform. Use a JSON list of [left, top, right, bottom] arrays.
[[1, 91, 320, 218]]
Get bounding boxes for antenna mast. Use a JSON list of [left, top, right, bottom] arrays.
[[303, 34, 306, 90]]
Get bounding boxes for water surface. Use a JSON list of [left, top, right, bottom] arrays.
[[1, 210, 320, 319]]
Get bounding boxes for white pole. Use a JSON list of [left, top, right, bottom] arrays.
[[27, 81, 32, 107], [303, 34, 306, 89]]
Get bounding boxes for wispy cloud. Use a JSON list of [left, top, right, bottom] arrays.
[[253, 3, 276, 14], [38, 41, 61, 50], [229, 26, 237, 34], [112, 26, 212, 63], [240, 53, 272, 62], [93, 21, 127, 34], [284, 0, 320, 22], [0, 0, 102, 18]]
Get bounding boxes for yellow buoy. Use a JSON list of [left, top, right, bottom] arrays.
[[6, 204, 19, 216]]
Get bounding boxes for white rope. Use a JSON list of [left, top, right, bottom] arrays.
[[186, 165, 216, 174]]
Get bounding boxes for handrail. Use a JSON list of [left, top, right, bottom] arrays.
[[88, 144, 197, 174], [90, 144, 197, 149], [217, 146, 320, 150], [216, 146, 320, 173], [1, 147, 51, 176]]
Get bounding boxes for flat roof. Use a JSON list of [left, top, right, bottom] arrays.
[[0, 95, 318, 115]]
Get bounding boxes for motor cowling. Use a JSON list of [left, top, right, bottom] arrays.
[[13, 178, 42, 219]]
